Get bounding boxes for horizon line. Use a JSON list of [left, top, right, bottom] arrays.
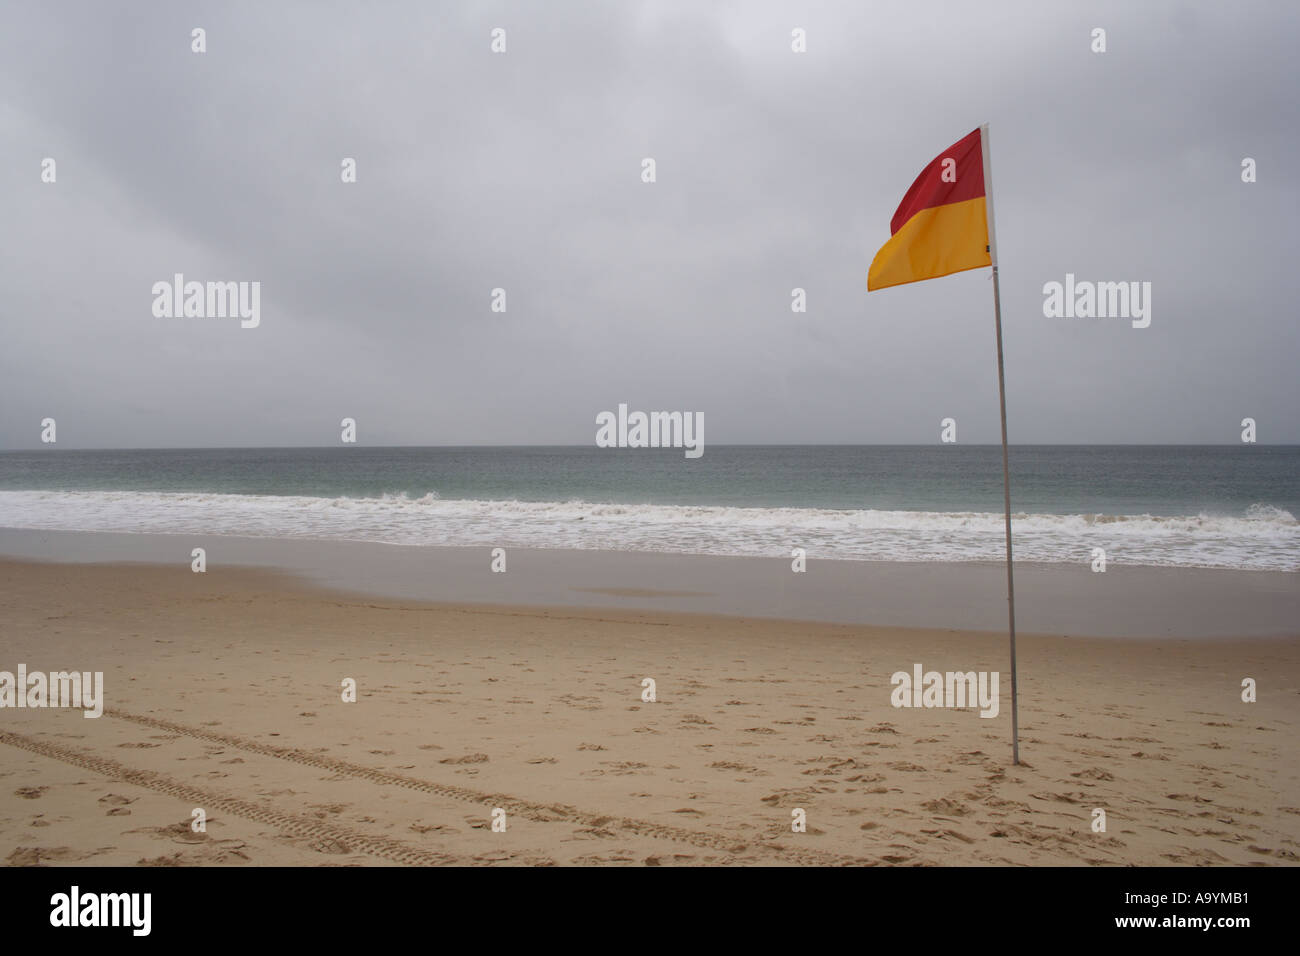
[[2, 442, 1297, 452]]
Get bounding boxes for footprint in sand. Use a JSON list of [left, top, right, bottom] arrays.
[[922, 797, 972, 817], [679, 714, 714, 726], [1070, 767, 1115, 781], [7, 847, 56, 865], [128, 821, 208, 845], [439, 753, 489, 764], [309, 838, 352, 855]]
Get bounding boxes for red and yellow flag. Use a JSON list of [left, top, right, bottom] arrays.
[[867, 128, 991, 291]]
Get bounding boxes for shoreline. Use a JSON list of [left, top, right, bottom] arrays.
[[0, 528, 1296, 638]]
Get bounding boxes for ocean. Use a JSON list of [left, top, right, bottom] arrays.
[[0, 446, 1296, 571]]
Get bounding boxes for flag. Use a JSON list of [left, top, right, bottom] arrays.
[[867, 128, 991, 291], [863, 124, 1022, 765]]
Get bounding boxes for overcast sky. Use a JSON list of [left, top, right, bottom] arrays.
[[1, 0, 1296, 448]]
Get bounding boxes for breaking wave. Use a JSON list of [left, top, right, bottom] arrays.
[[0, 490, 1295, 570]]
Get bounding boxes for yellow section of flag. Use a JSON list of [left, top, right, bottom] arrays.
[[867, 129, 992, 291]]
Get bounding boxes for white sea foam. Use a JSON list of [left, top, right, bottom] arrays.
[[0, 490, 1295, 571]]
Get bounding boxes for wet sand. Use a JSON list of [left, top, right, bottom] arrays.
[[0, 528, 1296, 637]]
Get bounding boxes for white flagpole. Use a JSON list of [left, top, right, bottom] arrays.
[[980, 123, 1019, 765]]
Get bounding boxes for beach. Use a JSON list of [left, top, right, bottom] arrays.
[[2, 544, 1296, 867]]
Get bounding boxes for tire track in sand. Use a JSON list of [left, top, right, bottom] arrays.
[[0, 728, 464, 866], [105, 707, 874, 866]]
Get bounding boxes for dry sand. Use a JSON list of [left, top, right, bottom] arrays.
[[1, 559, 1297, 867]]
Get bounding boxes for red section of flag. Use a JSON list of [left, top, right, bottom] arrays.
[[888, 128, 985, 236]]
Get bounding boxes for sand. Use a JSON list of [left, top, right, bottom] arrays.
[[1, 557, 1297, 867], [2, 528, 1297, 637]]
